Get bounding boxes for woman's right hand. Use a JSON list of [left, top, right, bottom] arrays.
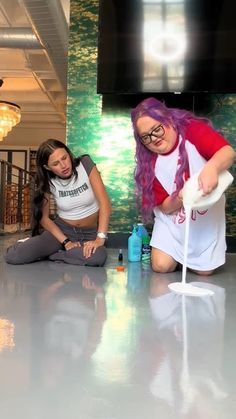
[[160, 190, 184, 214], [64, 240, 81, 251]]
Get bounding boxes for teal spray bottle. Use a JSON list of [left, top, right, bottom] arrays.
[[128, 224, 142, 262]]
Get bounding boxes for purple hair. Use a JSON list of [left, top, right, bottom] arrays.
[[131, 97, 212, 221]]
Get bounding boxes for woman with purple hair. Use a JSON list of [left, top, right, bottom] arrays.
[[131, 97, 235, 275]]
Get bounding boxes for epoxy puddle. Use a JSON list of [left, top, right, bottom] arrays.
[[168, 205, 214, 296]]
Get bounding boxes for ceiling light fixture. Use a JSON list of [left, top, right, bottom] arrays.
[[0, 79, 21, 142], [0, 100, 21, 142]]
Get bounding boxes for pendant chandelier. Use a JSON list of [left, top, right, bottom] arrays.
[[0, 100, 21, 141]]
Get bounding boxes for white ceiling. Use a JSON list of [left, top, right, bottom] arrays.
[[0, 0, 70, 146]]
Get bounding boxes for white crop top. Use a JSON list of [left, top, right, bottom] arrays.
[[49, 156, 99, 220]]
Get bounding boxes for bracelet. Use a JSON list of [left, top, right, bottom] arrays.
[[62, 238, 70, 249], [97, 232, 108, 239]]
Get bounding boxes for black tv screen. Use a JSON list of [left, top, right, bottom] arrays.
[[97, 0, 236, 94]]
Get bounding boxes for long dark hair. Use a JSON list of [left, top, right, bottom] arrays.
[[32, 139, 80, 236], [131, 97, 212, 221]]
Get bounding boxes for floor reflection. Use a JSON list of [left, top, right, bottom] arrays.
[[148, 273, 228, 418], [0, 249, 235, 418]]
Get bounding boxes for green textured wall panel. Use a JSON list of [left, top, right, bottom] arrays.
[[67, 0, 138, 233], [209, 95, 236, 236], [68, 0, 236, 236]]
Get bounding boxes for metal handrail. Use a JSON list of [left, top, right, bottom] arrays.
[[0, 159, 35, 232], [0, 159, 57, 233]]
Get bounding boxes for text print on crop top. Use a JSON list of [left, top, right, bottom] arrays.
[[49, 158, 99, 220]]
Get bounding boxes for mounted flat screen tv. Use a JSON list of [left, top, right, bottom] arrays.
[[97, 0, 236, 94]]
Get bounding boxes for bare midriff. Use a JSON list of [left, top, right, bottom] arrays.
[[60, 211, 99, 228]]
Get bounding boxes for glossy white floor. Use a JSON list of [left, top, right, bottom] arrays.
[[0, 234, 236, 419]]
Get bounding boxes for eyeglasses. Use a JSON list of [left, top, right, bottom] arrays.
[[139, 124, 165, 145]]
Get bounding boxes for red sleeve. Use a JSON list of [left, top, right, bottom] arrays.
[[153, 177, 169, 205], [185, 120, 230, 160]]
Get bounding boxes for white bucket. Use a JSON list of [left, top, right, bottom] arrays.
[[182, 169, 234, 210]]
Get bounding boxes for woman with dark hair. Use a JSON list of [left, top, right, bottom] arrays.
[[131, 97, 235, 275], [5, 139, 111, 266]]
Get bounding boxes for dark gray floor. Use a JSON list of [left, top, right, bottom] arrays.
[[0, 233, 236, 419]]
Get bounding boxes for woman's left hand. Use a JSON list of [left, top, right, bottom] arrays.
[[83, 237, 105, 258]]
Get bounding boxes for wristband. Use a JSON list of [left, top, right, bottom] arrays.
[[62, 238, 70, 249]]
